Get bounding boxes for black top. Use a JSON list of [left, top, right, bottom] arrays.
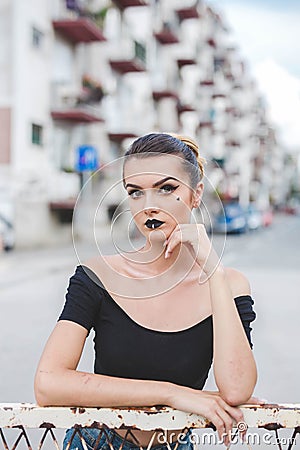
[[58, 265, 256, 390]]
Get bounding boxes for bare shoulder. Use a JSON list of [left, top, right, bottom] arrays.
[[82, 254, 122, 278], [224, 267, 251, 298]]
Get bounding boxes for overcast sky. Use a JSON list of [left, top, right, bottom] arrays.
[[209, 0, 300, 150], [209, 0, 300, 77]]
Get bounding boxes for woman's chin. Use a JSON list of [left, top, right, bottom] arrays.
[[145, 228, 166, 244]]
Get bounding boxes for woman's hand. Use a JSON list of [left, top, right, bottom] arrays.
[[168, 386, 267, 446], [164, 224, 220, 275], [168, 385, 244, 446]]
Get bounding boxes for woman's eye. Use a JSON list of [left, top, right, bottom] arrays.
[[128, 189, 143, 198], [159, 184, 179, 194]]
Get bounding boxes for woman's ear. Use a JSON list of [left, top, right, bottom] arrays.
[[192, 182, 204, 208]]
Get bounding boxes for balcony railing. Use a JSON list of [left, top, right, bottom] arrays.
[[0, 403, 299, 450], [152, 90, 179, 102], [111, 0, 148, 10], [176, 6, 200, 22], [108, 133, 138, 144], [177, 58, 196, 69], [177, 103, 196, 115], [50, 83, 104, 123], [53, 0, 106, 44], [154, 23, 179, 45], [109, 41, 146, 75], [52, 18, 105, 44]]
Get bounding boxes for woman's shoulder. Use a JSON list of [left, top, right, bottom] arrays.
[[223, 267, 251, 298], [80, 254, 125, 289], [82, 254, 122, 274]]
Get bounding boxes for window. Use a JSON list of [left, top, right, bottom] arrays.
[[32, 124, 43, 146], [134, 41, 146, 64], [32, 27, 44, 48]]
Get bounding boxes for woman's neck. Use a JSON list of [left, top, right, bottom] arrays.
[[124, 237, 197, 277]]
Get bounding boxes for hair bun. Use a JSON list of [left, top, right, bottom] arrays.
[[168, 133, 206, 179]]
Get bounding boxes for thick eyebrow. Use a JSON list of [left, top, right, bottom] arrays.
[[125, 176, 180, 190]]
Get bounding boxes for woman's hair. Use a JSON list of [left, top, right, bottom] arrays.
[[123, 133, 205, 188]]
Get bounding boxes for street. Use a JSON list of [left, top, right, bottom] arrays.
[[0, 212, 299, 406]]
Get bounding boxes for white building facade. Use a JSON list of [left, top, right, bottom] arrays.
[[0, 0, 285, 248]]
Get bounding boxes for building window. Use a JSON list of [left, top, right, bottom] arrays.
[[134, 41, 146, 64], [32, 27, 44, 48], [32, 124, 43, 146]]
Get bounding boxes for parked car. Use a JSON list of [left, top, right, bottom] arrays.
[[213, 202, 248, 234], [245, 203, 263, 230], [0, 213, 15, 251], [283, 198, 300, 215], [260, 207, 274, 227]]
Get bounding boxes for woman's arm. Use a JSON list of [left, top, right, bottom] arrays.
[[209, 267, 257, 406], [34, 320, 172, 407], [35, 319, 246, 445], [163, 223, 257, 406]]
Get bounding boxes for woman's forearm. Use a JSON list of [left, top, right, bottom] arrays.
[[209, 267, 257, 405], [34, 369, 173, 407]]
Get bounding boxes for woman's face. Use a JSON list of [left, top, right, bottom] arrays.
[[123, 154, 203, 241]]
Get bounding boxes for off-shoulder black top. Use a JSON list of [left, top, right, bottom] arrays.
[[58, 265, 256, 390]]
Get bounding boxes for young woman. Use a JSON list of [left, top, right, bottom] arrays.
[[34, 133, 259, 449]]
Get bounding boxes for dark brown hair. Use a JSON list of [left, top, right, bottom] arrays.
[[123, 133, 205, 188]]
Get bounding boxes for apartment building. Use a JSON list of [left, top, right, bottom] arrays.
[[0, 0, 284, 247]]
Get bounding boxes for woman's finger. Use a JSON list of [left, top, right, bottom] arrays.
[[217, 398, 244, 425], [209, 414, 226, 443], [165, 230, 182, 258], [214, 408, 234, 446]]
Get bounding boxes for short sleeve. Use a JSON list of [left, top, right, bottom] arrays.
[[234, 295, 256, 349], [58, 265, 102, 334]]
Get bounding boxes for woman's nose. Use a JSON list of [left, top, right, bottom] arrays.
[[142, 190, 160, 213]]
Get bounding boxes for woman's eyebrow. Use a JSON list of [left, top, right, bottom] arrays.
[[125, 177, 180, 189]]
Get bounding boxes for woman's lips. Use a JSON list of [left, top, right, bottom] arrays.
[[145, 219, 165, 229]]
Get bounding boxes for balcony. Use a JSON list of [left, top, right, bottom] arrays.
[[154, 23, 179, 45], [198, 121, 213, 130], [225, 139, 241, 148], [109, 41, 146, 75], [109, 60, 145, 74], [49, 199, 76, 223], [108, 133, 137, 143], [212, 93, 227, 99], [177, 58, 196, 69], [51, 109, 103, 123], [200, 80, 215, 87], [176, 6, 200, 21], [51, 82, 104, 123], [207, 38, 217, 48], [177, 103, 196, 114], [52, 17, 106, 44], [111, 0, 148, 9], [152, 90, 179, 101]]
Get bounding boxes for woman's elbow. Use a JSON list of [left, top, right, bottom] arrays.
[[221, 391, 253, 406], [221, 380, 256, 406], [34, 370, 56, 406]]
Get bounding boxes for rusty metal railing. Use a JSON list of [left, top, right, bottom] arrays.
[[0, 403, 299, 450]]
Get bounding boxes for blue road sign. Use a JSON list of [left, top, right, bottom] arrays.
[[75, 145, 99, 172]]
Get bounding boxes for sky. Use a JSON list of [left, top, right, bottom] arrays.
[[209, 0, 300, 151]]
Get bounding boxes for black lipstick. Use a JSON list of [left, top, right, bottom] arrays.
[[145, 219, 165, 229]]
